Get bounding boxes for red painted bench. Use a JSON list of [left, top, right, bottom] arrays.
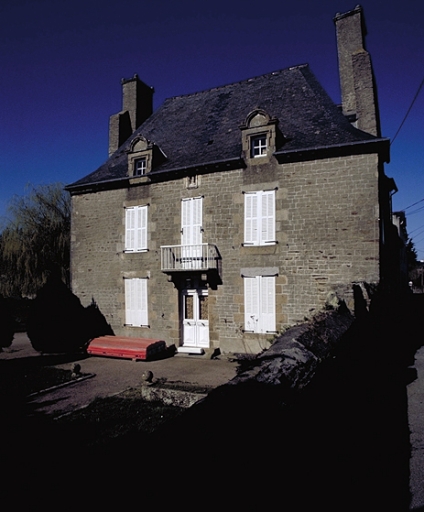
[[87, 336, 167, 361]]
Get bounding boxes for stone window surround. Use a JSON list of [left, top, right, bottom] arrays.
[[127, 136, 153, 178], [240, 109, 278, 163]]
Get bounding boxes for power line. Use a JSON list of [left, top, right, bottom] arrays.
[[409, 224, 424, 236], [408, 206, 424, 216], [391, 77, 424, 146], [401, 198, 424, 211]]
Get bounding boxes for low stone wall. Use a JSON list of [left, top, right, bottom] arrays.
[[227, 304, 354, 393], [140, 386, 208, 408]]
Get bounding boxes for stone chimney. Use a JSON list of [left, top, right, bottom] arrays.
[[334, 5, 380, 136], [108, 74, 154, 156]]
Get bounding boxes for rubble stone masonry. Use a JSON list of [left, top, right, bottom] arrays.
[[70, 152, 380, 353]]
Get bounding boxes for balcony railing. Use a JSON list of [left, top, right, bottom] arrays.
[[161, 243, 219, 272]]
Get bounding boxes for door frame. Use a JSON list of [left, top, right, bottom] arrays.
[[181, 285, 209, 349]]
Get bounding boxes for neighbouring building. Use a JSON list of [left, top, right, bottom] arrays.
[[66, 6, 402, 354]]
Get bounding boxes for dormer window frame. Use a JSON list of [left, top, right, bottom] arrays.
[[127, 136, 153, 180], [240, 109, 278, 164], [134, 156, 147, 176], [250, 133, 268, 158]]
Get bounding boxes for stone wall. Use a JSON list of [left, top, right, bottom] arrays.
[[70, 150, 380, 354]]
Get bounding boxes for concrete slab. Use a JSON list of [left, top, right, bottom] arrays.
[[1, 332, 238, 418]]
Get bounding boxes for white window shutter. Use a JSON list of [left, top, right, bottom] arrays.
[[140, 278, 148, 326], [141, 206, 147, 250], [125, 208, 135, 251], [125, 206, 147, 252], [244, 193, 258, 245], [125, 278, 134, 325], [244, 276, 259, 332], [259, 276, 276, 333], [245, 191, 275, 245], [136, 206, 147, 251], [133, 279, 142, 326], [261, 191, 275, 244], [244, 275, 275, 333], [193, 197, 202, 245], [125, 278, 148, 326], [181, 199, 190, 245]]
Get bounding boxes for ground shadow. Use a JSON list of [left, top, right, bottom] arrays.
[[1, 293, 423, 509], [89, 291, 421, 510]]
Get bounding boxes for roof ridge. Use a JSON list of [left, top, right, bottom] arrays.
[[166, 63, 310, 102]]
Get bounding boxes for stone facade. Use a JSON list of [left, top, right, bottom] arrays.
[[70, 149, 382, 354], [68, 6, 399, 354]]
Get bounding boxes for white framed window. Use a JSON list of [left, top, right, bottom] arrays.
[[244, 275, 275, 333], [125, 205, 148, 252], [134, 157, 147, 176], [125, 277, 148, 327], [244, 190, 275, 246], [251, 134, 267, 157]]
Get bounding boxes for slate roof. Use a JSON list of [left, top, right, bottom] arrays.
[[67, 64, 388, 191]]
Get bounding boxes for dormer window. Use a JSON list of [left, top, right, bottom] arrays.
[[127, 137, 152, 179], [251, 134, 267, 158], [127, 136, 166, 180], [134, 157, 147, 176], [240, 109, 279, 164]]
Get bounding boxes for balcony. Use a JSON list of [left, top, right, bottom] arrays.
[[161, 243, 219, 272]]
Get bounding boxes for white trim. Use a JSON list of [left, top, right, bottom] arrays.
[[251, 134, 267, 157], [134, 157, 147, 176]]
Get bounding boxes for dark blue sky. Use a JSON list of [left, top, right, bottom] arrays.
[[1, 0, 423, 256]]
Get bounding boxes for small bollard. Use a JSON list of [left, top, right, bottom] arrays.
[[141, 370, 153, 384], [71, 363, 81, 379]]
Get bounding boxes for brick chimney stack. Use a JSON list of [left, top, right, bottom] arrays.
[[108, 74, 154, 156], [334, 5, 380, 137]]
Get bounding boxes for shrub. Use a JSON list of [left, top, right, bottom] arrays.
[[27, 275, 113, 353]]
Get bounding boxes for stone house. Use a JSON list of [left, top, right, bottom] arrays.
[[66, 6, 400, 354]]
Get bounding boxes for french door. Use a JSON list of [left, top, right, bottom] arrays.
[[181, 197, 203, 269], [182, 287, 209, 348]]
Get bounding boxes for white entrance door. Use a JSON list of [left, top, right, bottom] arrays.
[[181, 197, 203, 269], [182, 288, 209, 348]]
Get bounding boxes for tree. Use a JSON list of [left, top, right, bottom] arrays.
[[406, 237, 418, 272], [27, 274, 113, 353], [0, 183, 70, 297]]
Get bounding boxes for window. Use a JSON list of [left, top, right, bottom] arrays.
[[244, 276, 275, 333], [125, 205, 147, 252], [134, 157, 147, 176], [244, 190, 275, 245], [125, 278, 148, 327], [251, 134, 267, 157]]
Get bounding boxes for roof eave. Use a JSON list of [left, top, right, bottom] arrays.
[[65, 157, 246, 194], [274, 138, 390, 164], [65, 175, 131, 195], [66, 138, 390, 194], [148, 157, 246, 181]]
